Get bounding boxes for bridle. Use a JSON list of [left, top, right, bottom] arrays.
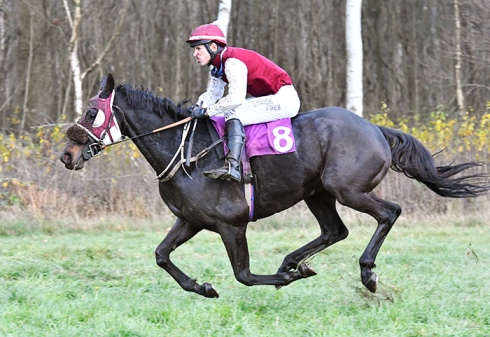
[[74, 90, 217, 181]]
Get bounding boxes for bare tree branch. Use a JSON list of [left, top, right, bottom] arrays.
[[62, 0, 73, 28], [80, 0, 130, 80]]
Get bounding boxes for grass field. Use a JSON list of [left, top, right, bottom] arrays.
[[1, 212, 489, 337]]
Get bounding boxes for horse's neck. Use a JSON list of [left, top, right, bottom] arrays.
[[120, 106, 183, 175]]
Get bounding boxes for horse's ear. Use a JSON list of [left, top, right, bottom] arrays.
[[99, 76, 107, 91], [99, 73, 115, 98]]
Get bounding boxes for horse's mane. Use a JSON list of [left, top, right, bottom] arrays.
[[116, 83, 190, 120]]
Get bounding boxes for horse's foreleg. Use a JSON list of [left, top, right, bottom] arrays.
[[155, 218, 219, 298], [219, 224, 311, 287], [276, 191, 348, 275]]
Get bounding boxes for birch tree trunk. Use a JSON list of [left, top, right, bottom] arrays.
[[64, 0, 83, 116], [346, 0, 363, 117], [454, 0, 465, 117], [207, 0, 232, 87], [215, 0, 232, 37]]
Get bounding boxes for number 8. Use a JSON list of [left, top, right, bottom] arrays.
[[272, 126, 294, 153]]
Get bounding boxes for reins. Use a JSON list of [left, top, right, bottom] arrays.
[[92, 105, 223, 182], [103, 105, 192, 148]]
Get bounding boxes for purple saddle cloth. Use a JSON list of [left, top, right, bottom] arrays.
[[210, 116, 296, 160]]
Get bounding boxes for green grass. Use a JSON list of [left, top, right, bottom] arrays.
[[1, 215, 489, 337]]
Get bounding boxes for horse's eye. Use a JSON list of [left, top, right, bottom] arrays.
[[88, 108, 98, 118]]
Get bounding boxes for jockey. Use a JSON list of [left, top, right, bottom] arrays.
[[186, 23, 300, 182]]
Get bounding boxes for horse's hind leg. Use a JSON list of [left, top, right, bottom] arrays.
[[276, 190, 349, 275], [338, 191, 401, 293]]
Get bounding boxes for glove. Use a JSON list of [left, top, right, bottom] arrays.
[[190, 106, 208, 120], [186, 104, 198, 115]]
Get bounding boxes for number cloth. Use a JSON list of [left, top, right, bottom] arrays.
[[210, 116, 296, 159]]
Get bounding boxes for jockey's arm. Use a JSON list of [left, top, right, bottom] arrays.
[[205, 58, 248, 117], [197, 75, 226, 108]]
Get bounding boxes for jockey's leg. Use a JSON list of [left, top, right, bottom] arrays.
[[203, 85, 299, 182], [232, 85, 300, 126], [204, 118, 245, 182]]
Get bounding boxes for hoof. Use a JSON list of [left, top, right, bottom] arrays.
[[202, 282, 219, 298], [362, 272, 378, 293], [298, 262, 317, 278], [274, 263, 317, 290]]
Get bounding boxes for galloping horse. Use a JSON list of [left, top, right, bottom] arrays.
[[60, 74, 490, 298]]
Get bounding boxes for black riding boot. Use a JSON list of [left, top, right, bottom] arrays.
[[204, 118, 245, 182]]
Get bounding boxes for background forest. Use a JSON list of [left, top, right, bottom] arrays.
[[1, 0, 490, 222]]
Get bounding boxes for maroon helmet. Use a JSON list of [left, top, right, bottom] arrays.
[[186, 24, 227, 47]]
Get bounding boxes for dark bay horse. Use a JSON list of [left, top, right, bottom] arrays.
[[60, 74, 490, 298]]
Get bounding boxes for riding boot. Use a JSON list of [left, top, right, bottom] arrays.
[[204, 118, 245, 182]]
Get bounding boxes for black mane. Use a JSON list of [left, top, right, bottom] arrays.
[[116, 83, 189, 120]]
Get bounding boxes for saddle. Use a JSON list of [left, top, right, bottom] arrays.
[[209, 116, 296, 160], [206, 116, 297, 221]]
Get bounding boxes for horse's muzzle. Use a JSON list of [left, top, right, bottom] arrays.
[[59, 140, 87, 170], [60, 151, 85, 170]]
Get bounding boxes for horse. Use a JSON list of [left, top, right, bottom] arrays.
[[60, 73, 490, 298]]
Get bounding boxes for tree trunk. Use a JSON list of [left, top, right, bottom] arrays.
[[454, 0, 465, 117], [216, 0, 232, 35], [346, 0, 363, 117], [205, 0, 232, 88], [20, 9, 34, 135], [64, 0, 83, 116]]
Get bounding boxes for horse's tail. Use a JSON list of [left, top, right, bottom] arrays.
[[377, 125, 490, 198]]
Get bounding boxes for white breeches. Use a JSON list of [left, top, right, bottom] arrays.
[[215, 85, 300, 126]]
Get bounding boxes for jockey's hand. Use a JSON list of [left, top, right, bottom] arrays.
[[190, 106, 208, 120], [186, 104, 198, 115]]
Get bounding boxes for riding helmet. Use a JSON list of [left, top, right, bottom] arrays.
[[186, 23, 227, 47]]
